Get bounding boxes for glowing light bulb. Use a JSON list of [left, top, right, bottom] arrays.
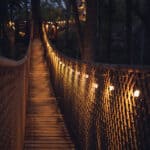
[[109, 85, 115, 91], [85, 74, 89, 79], [69, 67, 74, 72], [133, 90, 140, 98], [59, 61, 62, 65], [93, 83, 99, 89], [45, 24, 49, 30]]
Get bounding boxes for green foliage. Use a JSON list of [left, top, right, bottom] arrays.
[[41, 0, 66, 21], [6, 0, 30, 21], [56, 27, 80, 58]]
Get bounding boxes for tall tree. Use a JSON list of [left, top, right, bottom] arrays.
[[64, 0, 71, 48], [0, 0, 8, 39], [0, 0, 8, 56], [31, 0, 41, 38], [97, 0, 102, 62], [83, 0, 98, 62], [143, 0, 150, 64], [107, 0, 113, 63], [70, 0, 84, 58], [126, 0, 133, 64], [25, 0, 29, 34]]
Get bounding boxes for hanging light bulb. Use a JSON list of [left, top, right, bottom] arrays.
[[109, 85, 115, 91], [84, 74, 89, 79], [133, 90, 140, 98], [93, 83, 99, 89]]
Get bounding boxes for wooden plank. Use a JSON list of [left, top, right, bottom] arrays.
[[24, 143, 75, 149], [24, 39, 75, 150]]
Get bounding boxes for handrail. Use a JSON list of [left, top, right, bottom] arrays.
[[42, 24, 150, 150], [0, 54, 28, 67], [0, 23, 33, 150], [0, 38, 31, 67]]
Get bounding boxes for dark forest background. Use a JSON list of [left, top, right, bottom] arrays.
[[0, 0, 150, 65]]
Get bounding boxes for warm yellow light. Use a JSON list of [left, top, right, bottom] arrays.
[[85, 74, 89, 79], [45, 24, 49, 31], [133, 90, 140, 98], [62, 63, 65, 67], [109, 85, 115, 91], [19, 32, 25, 37], [52, 25, 55, 29], [93, 83, 98, 89], [76, 71, 80, 75], [12, 26, 15, 30], [69, 67, 74, 72], [8, 21, 13, 27], [59, 61, 62, 65], [47, 43, 49, 47]]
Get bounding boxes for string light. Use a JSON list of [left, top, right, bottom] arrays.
[[93, 83, 99, 89], [109, 85, 115, 91], [133, 90, 140, 98], [84, 74, 89, 79]]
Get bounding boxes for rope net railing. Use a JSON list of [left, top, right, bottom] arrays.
[[42, 24, 150, 150], [0, 25, 33, 150]]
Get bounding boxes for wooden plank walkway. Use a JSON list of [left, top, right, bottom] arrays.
[[24, 39, 75, 150]]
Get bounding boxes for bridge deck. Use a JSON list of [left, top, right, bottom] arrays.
[[24, 39, 75, 150]]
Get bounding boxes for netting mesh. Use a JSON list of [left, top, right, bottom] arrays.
[[43, 25, 150, 150]]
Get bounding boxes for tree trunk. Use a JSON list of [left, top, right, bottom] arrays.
[[25, 0, 29, 35], [83, 0, 98, 62], [70, 0, 83, 58], [31, 0, 41, 38], [0, 0, 8, 39], [143, 0, 150, 65], [107, 0, 113, 63], [64, 0, 70, 49], [0, 0, 9, 56], [126, 0, 133, 64], [97, 0, 101, 62]]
